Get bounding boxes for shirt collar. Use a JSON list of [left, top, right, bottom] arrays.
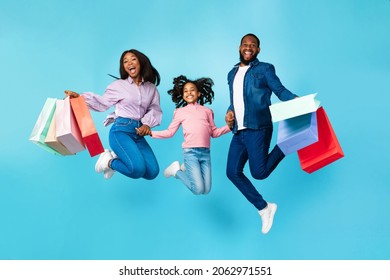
[[234, 58, 260, 68], [127, 76, 145, 85], [186, 102, 200, 107]]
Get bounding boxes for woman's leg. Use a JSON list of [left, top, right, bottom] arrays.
[[108, 118, 159, 179], [135, 136, 159, 180]]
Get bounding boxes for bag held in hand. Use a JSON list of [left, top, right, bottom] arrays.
[[297, 107, 344, 173], [277, 111, 318, 155], [44, 112, 74, 155], [70, 96, 104, 157], [29, 98, 62, 155], [55, 97, 85, 154], [269, 93, 320, 122]]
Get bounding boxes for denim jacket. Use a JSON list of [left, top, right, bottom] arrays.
[[227, 58, 297, 133]]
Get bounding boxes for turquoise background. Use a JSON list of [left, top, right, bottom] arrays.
[[1, 0, 389, 259]]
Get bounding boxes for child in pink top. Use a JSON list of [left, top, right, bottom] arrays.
[[150, 75, 231, 194]]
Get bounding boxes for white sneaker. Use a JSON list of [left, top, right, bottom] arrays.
[[104, 168, 115, 180], [163, 161, 180, 178], [180, 163, 186, 172], [103, 151, 117, 180], [95, 149, 113, 173], [259, 203, 277, 234]]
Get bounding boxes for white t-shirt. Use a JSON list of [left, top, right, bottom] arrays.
[[233, 65, 249, 130]]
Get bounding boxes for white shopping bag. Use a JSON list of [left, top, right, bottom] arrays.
[[269, 93, 321, 122]]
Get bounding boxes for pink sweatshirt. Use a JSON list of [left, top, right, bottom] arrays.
[[152, 103, 231, 148]]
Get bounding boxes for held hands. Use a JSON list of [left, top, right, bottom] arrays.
[[136, 125, 151, 136], [225, 110, 235, 129], [64, 90, 80, 98]]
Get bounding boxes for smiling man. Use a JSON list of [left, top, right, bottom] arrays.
[[225, 33, 298, 234]]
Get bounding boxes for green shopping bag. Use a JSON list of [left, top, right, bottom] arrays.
[[29, 98, 62, 155]]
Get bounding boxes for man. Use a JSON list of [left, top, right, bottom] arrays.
[[225, 33, 298, 234]]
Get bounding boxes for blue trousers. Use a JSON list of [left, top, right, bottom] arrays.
[[109, 117, 159, 179], [226, 128, 285, 210], [176, 148, 211, 195]]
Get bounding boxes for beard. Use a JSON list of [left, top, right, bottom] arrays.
[[239, 51, 258, 65]]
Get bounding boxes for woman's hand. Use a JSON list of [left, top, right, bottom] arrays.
[[225, 110, 235, 128], [136, 125, 151, 136], [64, 90, 80, 98]]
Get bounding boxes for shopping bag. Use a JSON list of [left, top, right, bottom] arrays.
[[44, 113, 74, 155], [269, 93, 321, 122], [56, 97, 86, 154], [70, 96, 104, 157], [297, 107, 344, 173], [29, 98, 62, 155], [277, 111, 318, 155]]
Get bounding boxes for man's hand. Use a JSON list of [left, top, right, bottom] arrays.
[[225, 110, 235, 128]]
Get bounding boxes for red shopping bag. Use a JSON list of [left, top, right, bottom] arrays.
[[70, 96, 104, 157], [297, 107, 344, 173]]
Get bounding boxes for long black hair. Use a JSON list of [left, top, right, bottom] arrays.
[[168, 75, 214, 108], [118, 49, 161, 86]]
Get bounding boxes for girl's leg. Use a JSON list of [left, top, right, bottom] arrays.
[[198, 148, 212, 194], [175, 149, 204, 195]]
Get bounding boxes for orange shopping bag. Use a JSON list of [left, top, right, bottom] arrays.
[[297, 107, 344, 173], [70, 96, 104, 157]]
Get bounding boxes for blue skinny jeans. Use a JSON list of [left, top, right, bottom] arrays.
[[109, 117, 159, 179]]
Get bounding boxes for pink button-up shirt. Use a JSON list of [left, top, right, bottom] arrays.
[[82, 77, 162, 127], [152, 103, 231, 148]]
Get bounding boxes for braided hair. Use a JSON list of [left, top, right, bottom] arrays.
[[168, 75, 215, 108]]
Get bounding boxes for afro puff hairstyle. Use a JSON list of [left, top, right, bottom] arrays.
[[168, 75, 215, 108]]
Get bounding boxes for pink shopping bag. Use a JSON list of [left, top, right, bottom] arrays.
[[44, 113, 74, 155], [55, 97, 86, 154]]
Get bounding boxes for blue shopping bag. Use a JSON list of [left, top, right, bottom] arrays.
[[277, 111, 318, 155]]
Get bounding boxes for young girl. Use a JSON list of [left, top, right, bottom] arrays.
[[150, 75, 231, 194], [65, 49, 162, 180]]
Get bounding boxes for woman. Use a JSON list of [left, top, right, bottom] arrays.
[[65, 49, 162, 180]]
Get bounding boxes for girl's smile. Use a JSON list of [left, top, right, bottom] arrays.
[[183, 82, 200, 104]]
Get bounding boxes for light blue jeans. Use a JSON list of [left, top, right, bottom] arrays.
[[175, 147, 211, 195], [109, 117, 159, 179]]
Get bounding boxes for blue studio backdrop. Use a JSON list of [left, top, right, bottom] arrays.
[[0, 0, 389, 259]]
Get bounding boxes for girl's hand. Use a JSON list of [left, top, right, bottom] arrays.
[[64, 90, 80, 98], [225, 110, 235, 128], [136, 125, 151, 136]]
